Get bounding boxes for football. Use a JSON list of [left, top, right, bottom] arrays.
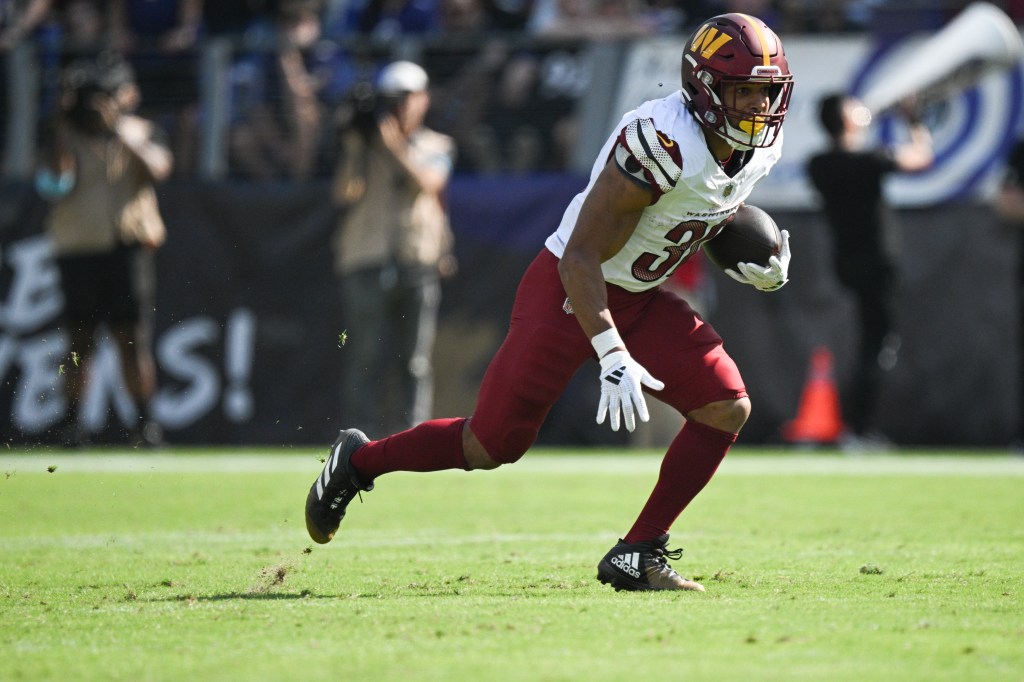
[[702, 204, 782, 272]]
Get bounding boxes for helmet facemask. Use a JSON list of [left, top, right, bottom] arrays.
[[684, 56, 793, 150]]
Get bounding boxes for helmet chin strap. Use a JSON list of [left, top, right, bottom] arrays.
[[719, 124, 756, 151]]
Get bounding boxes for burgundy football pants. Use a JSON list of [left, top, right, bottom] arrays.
[[470, 249, 746, 463]]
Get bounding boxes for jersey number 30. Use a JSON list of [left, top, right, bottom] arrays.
[[630, 218, 727, 283]]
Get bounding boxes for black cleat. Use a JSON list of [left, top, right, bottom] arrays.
[[597, 534, 705, 592], [305, 428, 373, 544]]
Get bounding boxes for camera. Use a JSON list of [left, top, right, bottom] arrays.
[[335, 81, 401, 138], [59, 53, 134, 134]]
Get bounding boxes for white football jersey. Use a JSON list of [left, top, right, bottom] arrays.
[[544, 91, 783, 293]]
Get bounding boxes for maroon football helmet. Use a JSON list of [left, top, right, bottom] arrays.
[[681, 14, 794, 149]]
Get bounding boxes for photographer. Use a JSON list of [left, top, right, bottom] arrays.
[[38, 52, 172, 447], [331, 60, 456, 437]]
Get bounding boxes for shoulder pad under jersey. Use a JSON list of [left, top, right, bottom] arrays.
[[615, 117, 683, 198]]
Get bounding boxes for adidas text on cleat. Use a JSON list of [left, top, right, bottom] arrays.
[[305, 428, 373, 544], [596, 534, 705, 592]]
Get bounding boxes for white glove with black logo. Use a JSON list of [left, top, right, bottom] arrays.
[[725, 229, 791, 292], [596, 350, 665, 432]]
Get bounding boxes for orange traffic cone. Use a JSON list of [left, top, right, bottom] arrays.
[[781, 346, 845, 444]]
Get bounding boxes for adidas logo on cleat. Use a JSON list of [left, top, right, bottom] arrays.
[[611, 552, 642, 579], [328, 484, 358, 511], [597, 535, 704, 592]]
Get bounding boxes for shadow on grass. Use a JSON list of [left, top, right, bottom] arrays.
[[148, 591, 334, 603], [148, 583, 601, 602]]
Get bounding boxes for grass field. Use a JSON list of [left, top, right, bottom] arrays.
[[1, 447, 1022, 681]]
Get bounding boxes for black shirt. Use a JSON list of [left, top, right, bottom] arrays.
[[807, 147, 899, 282]]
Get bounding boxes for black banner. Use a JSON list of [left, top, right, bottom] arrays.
[[1, 180, 1019, 447], [1, 182, 346, 445], [0, 176, 590, 446]]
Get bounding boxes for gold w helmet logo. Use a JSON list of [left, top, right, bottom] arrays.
[[690, 26, 733, 59]]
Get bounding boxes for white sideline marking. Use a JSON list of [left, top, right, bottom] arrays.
[[1, 452, 1023, 476]]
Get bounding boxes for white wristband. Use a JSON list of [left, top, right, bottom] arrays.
[[591, 328, 624, 359]]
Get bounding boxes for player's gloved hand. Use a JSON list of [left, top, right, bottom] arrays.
[[725, 229, 791, 291], [596, 350, 665, 432]]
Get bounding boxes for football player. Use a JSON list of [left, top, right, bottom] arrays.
[[305, 13, 795, 591]]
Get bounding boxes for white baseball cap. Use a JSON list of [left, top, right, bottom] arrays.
[[377, 61, 429, 96]]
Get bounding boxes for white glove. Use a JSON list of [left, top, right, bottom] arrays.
[[596, 350, 665, 432], [725, 229, 791, 291]]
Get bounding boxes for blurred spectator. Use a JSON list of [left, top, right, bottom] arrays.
[[481, 0, 533, 31], [0, 0, 53, 51], [108, 0, 202, 175], [424, 37, 504, 169], [806, 94, 933, 451], [53, 0, 110, 57], [16, 0, 115, 137], [415, 1, 494, 144], [423, 28, 589, 175], [331, 60, 456, 437], [345, 0, 441, 39], [465, 50, 542, 173], [37, 53, 171, 446], [228, 0, 326, 180], [109, 0, 200, 52], [201, 0, 272, 37], [321, 0, 358, 36], [1, 0, 55, 172], [439, 0, 486, 33], [457, 43, 586, 173]]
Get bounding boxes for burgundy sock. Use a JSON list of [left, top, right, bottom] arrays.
[[624, 419, 737, 544], [349, 417, 469, 483]]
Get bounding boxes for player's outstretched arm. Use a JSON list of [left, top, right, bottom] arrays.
[[558, 159, 650, 339], [558, 159, 664, 432]]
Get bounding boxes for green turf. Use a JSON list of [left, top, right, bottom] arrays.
[[1, 448, 1022, 681]]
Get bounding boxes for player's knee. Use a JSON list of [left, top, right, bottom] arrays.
[[465, 449, 503, 470], [463, 422, 533, 469], [731, 397, 752, 430], [462, 427, 502, 470], [462, 424, 532, 470], [488, 428, 534, 465], [689, 396, 750, 434]]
